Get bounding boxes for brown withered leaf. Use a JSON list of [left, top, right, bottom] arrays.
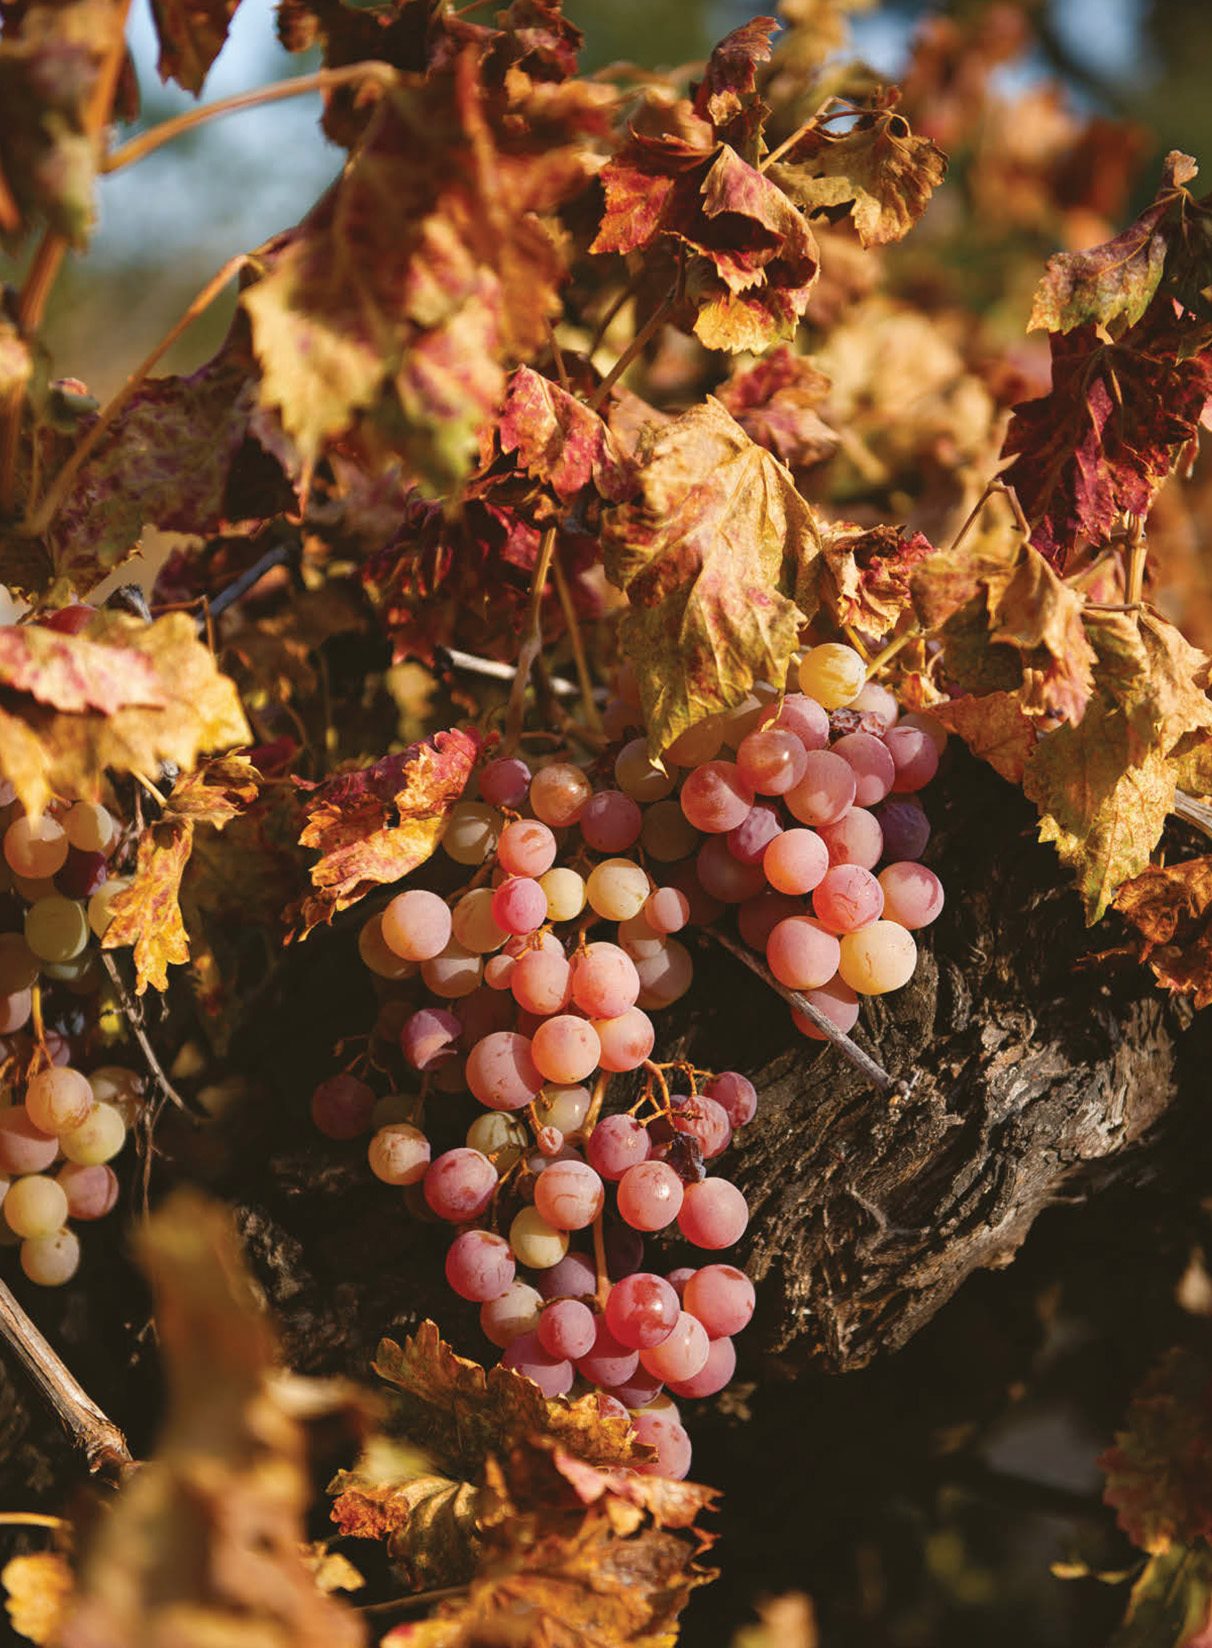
[[498, 366, 632, 502], [602, 397, 820, 756], [691, 15, 778, 136], [102, 819, 193, 994], [931, 692, 1036, 783], [59, 1191, 365, 1648], [1029, 151, 1198, 337], [988, 547, 1096, 724], [543, 1443, 717, 1535], [715, 345, 838, 470], [0, 623, 164, 715], [1089, 609, 1212, 763], [770, 93, 947, 248], [331, 1436, 481, 1590], [1171, 728, 1212, 797], [1102, 1347, 1212, 1554], [2, 1551, 73, 1646], [818, 521, 932, 640], [1023, 698, 1174, 922], [149, 0, 242, 94], [910, 493, 1025, 632], [161, 754, 262, 828], [291, 728, 482, 935], [0, 612, 250, 819], [1114, 857, 1212, 1009]]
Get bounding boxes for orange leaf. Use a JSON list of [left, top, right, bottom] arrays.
[[0, 623, 164, 716], [102, 820, 194, 995], [932, 692, 1036, 783], [1114, 857, 1212, 1009]]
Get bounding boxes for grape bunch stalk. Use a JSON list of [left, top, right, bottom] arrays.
[[312, 642, 946, 1479]]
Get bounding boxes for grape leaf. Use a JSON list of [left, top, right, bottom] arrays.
[[818, 521, 932, 640], [2, 1552, 73, 1647], [692, 15, 778, 136], [148, 0, 242, 94], [331, 1436, 481, 1591], [715, 345, 838, 470], [988, 546, 1096, 724], [1114, 857, 1212, 1009], [602, 397, 820, 756], [0, 623, 164, 715], [1087, 609, 1212, 763], [1108, 1546, 1212, 1648], [1102, 1348, 1212, 1554], [290, 728, 482, 935], [498, 366, 633, 503], [931, 692, 1036, 784], [161, 754, 262, 828]]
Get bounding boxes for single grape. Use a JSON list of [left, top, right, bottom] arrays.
[[531, 1016, 601, 1084], [617, 1160, 684, 1231], [421, 940, 483, 999], [798, 643, 866, 709], [593, 1006, 656, 1071], [37, 603, 94, 635], [666, 719, 726, 767], [755, 692, 830, 750], [631, 1410, 693, 1479], [510, 948, 572, 1016], [481, 1281, 545, 1346], [577, 1319, 641, 1387], [539, 866, 587, 922], [400, 1007, 460, 1071], [500, 1331, 573, 1397], [838, 920, 917, 994], [534, 1159, 605, 1230], [617, 912, 667, 960], [571, 944, 640, 1019], [615, 739, 675, 802], [602, 1369, 664, 1410], [25, 1066, 92, 1135], [680, 761, 754, 834], [738, 890, 802, 951], [791, 974, 860, 1039], [538, 1249, 597, 1301], [605, 1272, 679, 1350], [762, 827, 829, 895], [0, 989, 32, 1034], [785, 751, 857, 827], [639, 1311, 710, 1383], [580, 790, 643, 854], [726, 803, 783, 867], [478, 756, 531, 809], [456, 987, 516, 1046], [832, 731, 896, 806], [874, 797, 931, 861], [498, 818, 557, 877], [719, 691, 773, 749], [20, 1228, 80, 1287], [696, 836, 765, 902], [530, 763, 592, 827], [640, 799, 701, 862], [484, 953, 516, 991], [370, 1091, 413, 1129], [424, 1148, 498, 1221], [586, 858, 649, 922], [538, 1297, 597, 1360], [0, 1107, 58, 1175], [381, 888, 452, 961], [452, 887, 508, 953], [25, 896, 89, 963], [56, 1161, 118, 1221], [358, 914, 418, 980], [3, 1174, 69, 1238], [534, 1083, 591, 1135], [704, 1072, 757, 1129], [311, 1074, 375, 1140], [59, 1102, 126, 1165], [884, 725, 941, 792], [812, 865, 885, 934], [55, 848, 107, 900], [678, 1178, 749, 1248], [736, 727, 809, 795], [898, 710, 948, 752], [586, 1113, 651, 1180], [849, 681, 899, 731], [878, 861, 945, 929], [667, 1335, 736, 1399], [490, 876, 548, 937], [605, 1220, 645, 1279], [644, 887, 690, 935], [766, 916, 841, 991], [87, 878, 130, 938], [466, 1111, 528, 1168], [684, 1263, 755, 1337], [536, 1124, 564, 1156], [5, 816, 68, 880], [442, 801, 501, 864], [368, 1122, 431, 1185], [509, 1205, 569, 1269], [466, 1030, 544, 1110], [819, 808, 884, 870], [445, 1229, 515, 1302], [633, 941, 693, 1011], [671, 1095, 731, 1159]]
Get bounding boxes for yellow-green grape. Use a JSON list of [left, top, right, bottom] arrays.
[[441, 802, 501, 865], [63, 801, 115, 854], [508, 1205, 569, 1269], [0, 933, 39, 994], [639, 800, 700, 863], [539, 867, 585, 923], [59, 1101, 126, 1165], [25, 1067, 93, 1135], [534, 1083, 591, 1134], [367, 1122, 431, 1186], [3, 1173, 69, 1238], [798, 642, 866, 709], [88, 878, 130, 938], [25, 895, 89, 963], [12, 874, 57, 903], [666, 717, 726, 767], [370, 1093, 414, 1129], [838, 920, 917, 995], [20, 1228, 80, 1286], [466, 1110, 528, 1168], [614, 739, 675, 803], [451, 887, 508, 954], [420, 940, 482, 999], [358, 913, 418, 980], [718, 690, 772, 749], [42, 951, 98, 984], [586, 858, 649, 921], [4, 815, 68, 880], [87, 1065, 145, 1126]]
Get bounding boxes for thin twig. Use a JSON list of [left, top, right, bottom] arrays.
[[99, 952, 200, 1118], [502, 526, 558, 755], [0, 1277, 133, 1478], [587, 278, 637, 356], [444, 647, 579, 698], [706, 927, 910, 1098], [551, 549, 602, 732], [202, 537, 296, 623], [588, 293, 674, 412], [1175, 791, 1212, 841]]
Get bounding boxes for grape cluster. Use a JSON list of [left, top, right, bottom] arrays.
[[0, 794, 140, 1284], [314, 642, 944, 1478]]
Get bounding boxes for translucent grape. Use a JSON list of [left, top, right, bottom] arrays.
[[466, 1030, 543, 1110], [812, 864, 885, 933], [697, 836, 765, 903], [457, 987, 516, 1046], [421, 940, 483, 999], [531, 1015, 601, 1084], [60, 1101, 126, 1166], [580, 790, 643, 854], [4, 816, 68, 879], [0, 933, 38, 994], [667, 1334, 736, 1399], [725, 804, 783, 871], [539, 867, 586, 922], [529, 763, 592, 827], [791, 975, 860, 1039], [87, 878, 130, 938], [640, 800, 700, 862], [368, 1122, 431, 1185], [878, 861, 944, 929], [849, 681, 899, 731], [617, 1160, 684, 1231], [466, 1110, 528, 1168], [20, 1228, 80, 1287], [571, 944, 639, 1018], [832, 731, 896, 806], [424, 1148, 498, 1220], [0, 989, 32, 1034], [762, 827, 829, 895], [478, 756, 531, 809], [538, 1249, 597, 1301], [4, 1174, 68, 1238], [684, 1263, 755, 1338], [593, 1005, 656, 1072], [538, 1297, 597, 1359], [57, 1161, 118, 1221], [755, 692, 830, 750], [25, 1067, 92, 1135], [633, 941, 693, 1010], [638, 1311, 710, 1383], [678, 1178, 749, 1249], [766, 916, 841, 991], [481, 1280, 544, 1346], [491, 876, 548, 936], [679, 760, 754, 834], [605, 1272, 680, 1350], [798, 642, 866, 709], [737, 890, 801, 950], [358, 913, 418, 980], [55, 848, 108, 901], [838, 919, 918, 993], [536, 1124, 564, 1156], [704, 1071, 757, 1129], [898, 710, 948, 753], [874, 796, 931, 861], [644, 887, 690, 936], [884, 725, 941, 792], [615, 739, 675, 802], [585, 858, 649, 922], [671, 1095, 731, 1159], [445, 1229, 515, 1302], [719, 690, 774, 749], [25, 896, 88, 963], [311, 1075, 374, 1140], [510, 948, 571, 1016], [484, 953, 515, 991], [400, 1007, 460, 1071], [736, 728, 809, 796], [603, 1368, 664, 1410], [500, 1331, 573, 1397], [534, 1159, 604, 1230], [452, 887, 508, 954], [535, 1083, 591, 1134], [576, 1320, 640, 1387], [631, 1410, 693, 1479], [509, 1205, 569, 1269], [0, 1107, 58, 1175], [12, 874, 55, 903], [498, 818, 557, 878], [666, 719, 726, 767], [381, 888, 452, 961], [785, 751, 857, 828], [617, 913, 666, 960], [442, 801, 501, 864], [819, 807, 884, 870], [586, 1113, 651, 1180]]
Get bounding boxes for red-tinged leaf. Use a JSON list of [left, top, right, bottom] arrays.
[[101, 820, 194, 995], [290, 729, 482, 935], [988, 546, 1096, 724], [715, 345, 837, 469], [602, 397, 820, 756], [498, 366, 633, 502], [0, 625, 164, 715], [330, 1438, 480, 1591], [692, 16, 779, 133], [932, 692, 1036, 783], [162, 755, 262, 829], [818, 521, 932, 640], [148, 0, 242, 94], [1114, 856, 1212, 1009], [1102, 1348, 1212, 1553], [547, 1445, 717, 1534], [1001, 305, 1212, 572], [1029, 151, 1198, 337]]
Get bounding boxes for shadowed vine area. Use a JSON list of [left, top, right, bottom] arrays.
[[4, 2, 1212, 1645]]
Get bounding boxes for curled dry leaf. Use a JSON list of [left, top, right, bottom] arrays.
[[498, 366, 633, 503], [930, 691, 1036, 784], [988, 547, 1095, 725], [1114, 857, 1212, 1009], [149, 0, 243, 95], [1106, 1545, 1212, 1648], [332, 1435, 481, 1591], [2, 1551, 73, 1647], [818, 521, 932, 640], [715, 345, 838, 471]]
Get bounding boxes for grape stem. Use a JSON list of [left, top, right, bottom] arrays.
[[502, 526, 559, 757], [98, 951, 200, 1117], [705, 927, 913, 1099], [0, 1276, 133, 1479], [584, 1071, 612, 1307]]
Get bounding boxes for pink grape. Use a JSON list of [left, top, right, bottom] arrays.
[[617, 1160, 684, 1231], [785, 751, 857, 827], [445, 1229, 515, 1301], [639, 1311, 710, 1382], [400, 1007, 461, 1071], [571, 945, 640, 1018], [497, 818, 557, 877], [885, 725, 941, 792], [593, 1007, 656, 1072], [479, 757, 531, 809], [0, 990, 31, 1033], [812, 864, 885, 933], [484, 953, 515, 991], [577, 1320, 640, 1387], [727, 803, 783, 866], [633, 941, 693, 1009], [536, 1125, 564, 1156], [500, 1331, 574, 1397], [531, 1015, 601, 1084], [662, 860, 723, 926], [666, 719, 726, 767], [534, 1159, 605, 1230], [311, 1075, 375, 1140], [641, 799, 701, 863], [595, 1391, 629, 1420], [679, 1178, 749, 1248], [832, 731, 896, 806], [530, 763, 592, 827], [791, 975, 860, 1039], [580, 790, 643, 853], [55, 848, 107, 900], [617, 912, 666, 960], [56, 1162, 118, 1221], [538, 1298, 597, 1359], [684, 1264, 755, 1337], [671, 1095, 731, 1158], [850, 681, 899, 730], [0, 1109, 58, 1175], [696, 837, 765, 903], [667, 1266, 696, 1300], [667, 1335, 736, 1399], [466, 1031, 544, 1110], [368, 1123, 431, 1185], [705, 1072, 757, 1128], [603, 1369, 664, 1409], [491, 877, 548, 936], [423, 1148, 497, 1221], [679, 761, 754, 834], [735, 727, 809, 795], [762, 827, 829, 894], [539, 1250, 598, 1301], [631, 1410, 693, 1479], [605, 1271, 680, 1349], [738, 889, 802, 950], [587, 1113, 651, 1180], [838, 920, 917, 993], [766, 916, 841, 991], [874, 797, 931, 860], [644, 887, 690, 935], [755, 693, 830, 750], [878, 861, 945, 929], [819, 808, 884, 870], [381, 889, 452, 962], [510, 949, 572, 1017]]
